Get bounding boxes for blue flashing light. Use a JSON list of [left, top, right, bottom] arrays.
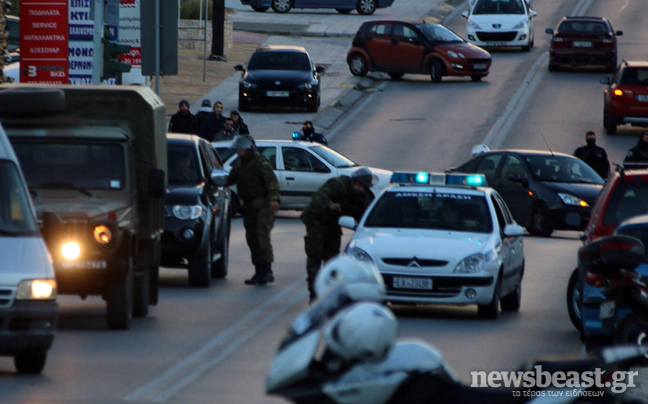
[[390, 171, 487, 187], [447, 173, 486, 186], [292, 131, 301, 140], [415, 172, 429, 183]]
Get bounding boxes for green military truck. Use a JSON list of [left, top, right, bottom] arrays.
[[0, 85, 166, 330]]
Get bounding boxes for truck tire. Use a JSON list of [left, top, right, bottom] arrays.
[[189, 238, 211, 288], [14, 349, 47, 374], [212, 221, 230, 279], [106, 260, 134, 330], [133, 267, 150, 318]]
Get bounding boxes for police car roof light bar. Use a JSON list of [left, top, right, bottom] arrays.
[[390, 172, 487, 187]]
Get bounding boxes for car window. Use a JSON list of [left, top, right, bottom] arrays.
[[365, 192, 492, 233], [525, 155, 603, 184], [619, 68, 648, 86], [0, 160, 39, 235], [368, 23, 392, 40], [490, 195, 507, 232], [492, 193, 514, 229], [228, 146, 276, 169], [6, 18, 19, 52], [473, 0, 525, 15], [419, 24, 464, 43], [603, 182, 648, 227], [500, 155, 525, 180], [309, 145, 356, 168], [475, 154, 502, 182], [282, 147, 328, 172], [167, 145, 201, 184], [199, 142, 215, 174], [616, 225, 648, 262], [247, 51, 311, 71], [204, 143, 223, 170], [393, 24, 419, 42], [215, 147, 235, 164], [559, 21, 608, 34]]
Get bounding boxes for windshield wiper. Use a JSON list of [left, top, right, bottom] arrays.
[[37, 182, 92, 196]]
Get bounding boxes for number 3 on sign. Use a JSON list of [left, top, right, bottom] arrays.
[[24, 65, 37, 77]]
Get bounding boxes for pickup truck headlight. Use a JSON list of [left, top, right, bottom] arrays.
[[173, 205, 203, 220], [16, 279, 57, 300], [61, 241, 81, 260], [94, 225, 112, 244], [453, 253, 485, 274], [348, 247, 374, 264]]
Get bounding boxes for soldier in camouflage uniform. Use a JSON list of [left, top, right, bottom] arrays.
[[300, 167, 377, 300], [228, 136, 280, 285]]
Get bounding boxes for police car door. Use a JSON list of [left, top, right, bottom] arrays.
[[491, 193, 524, 294], [279, 146, 334, 208]]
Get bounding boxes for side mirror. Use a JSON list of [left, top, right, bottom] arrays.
[[41, 211, 63, 248], [210, 169, 230, 187], [149, 168, 166, 199], [530, 10, 537, 18], [234, 64, 244, 72], [315, 65, 326, 74], [616, 30, 623, 36], [545, 28, 553, 35], [507, 174, 529, 187], [338, 216, 357, 230], [461, 11, 468, 19], [578, 235, 644, 275], [503, 224, 524, 237], [600, 76, 612, 85]]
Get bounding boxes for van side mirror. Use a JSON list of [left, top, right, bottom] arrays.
[[148, 168, 166, 199]]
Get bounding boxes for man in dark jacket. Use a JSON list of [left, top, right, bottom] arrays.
[[625, 132, 648, 163], [196, 99, 212, 131], [214, 117, 238, 142], [574, 131, 609, 179], [230, 109, 250, 135], [300, 167, 377, 300], [228, 136, 280, 285], [168, 100, 199, 135], [299, 120, 327, 146], [199, 101, 226, 142]]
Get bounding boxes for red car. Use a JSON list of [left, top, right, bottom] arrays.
[[600, 60, 648, 135], [545, 16, 622, 72], [347, 20, 491, 83]]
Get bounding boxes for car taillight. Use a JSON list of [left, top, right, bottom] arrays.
[[586, 272, 606, 287], [612, 87, 624, 97], [602, 38, 613, 48], [552, 37, 564, 47]]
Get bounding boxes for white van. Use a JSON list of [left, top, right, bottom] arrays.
[[0, 124, 57, 374]]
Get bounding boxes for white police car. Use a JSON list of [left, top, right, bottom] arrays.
[[339, 172, 525, 319]]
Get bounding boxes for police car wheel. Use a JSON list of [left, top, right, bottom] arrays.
[[478, 277, 500, 319]]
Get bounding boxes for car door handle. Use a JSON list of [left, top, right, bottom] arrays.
[[286, 177, 295, 180]]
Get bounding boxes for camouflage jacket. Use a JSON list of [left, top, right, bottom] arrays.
[[229, 151, 280, 207], [301, 176, 367, 226]]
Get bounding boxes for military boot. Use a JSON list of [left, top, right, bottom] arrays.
[[244, 265, 263, 285], [264, 263, 275, 283]]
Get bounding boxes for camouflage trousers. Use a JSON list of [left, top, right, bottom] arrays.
[[304, 222, 342, 294], [243, 205, 275, 265]]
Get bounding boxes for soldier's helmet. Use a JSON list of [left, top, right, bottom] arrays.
[[230, 135, 253, 150], [351, 167, 378, 189]]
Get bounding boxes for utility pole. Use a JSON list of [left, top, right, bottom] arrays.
[[209, 0, 226, 61]]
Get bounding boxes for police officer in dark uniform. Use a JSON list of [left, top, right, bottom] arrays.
[[300, 167, 377, 300], [624, 132, 648, 163], [573, 131, 609, 179], [228, 136, 280, 285]]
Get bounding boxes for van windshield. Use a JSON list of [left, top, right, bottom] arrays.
[[12, 142, 126, 191], [0, 161, 39, 235]]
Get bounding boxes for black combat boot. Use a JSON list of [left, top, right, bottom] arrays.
[[264, 263, 275, 283], [244, 265, 263, 285], [255, 263, 274, 285]]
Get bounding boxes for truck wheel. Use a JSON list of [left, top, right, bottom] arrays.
[[14, 349, 47, 374], [106, 260, 134, 330], [189, 238, 211, 288], [212, 221, 230, 279], [133, 267, 150, 318]]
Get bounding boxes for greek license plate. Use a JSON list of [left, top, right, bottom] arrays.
[[59, 261, 107, 270], [637, 94, 648, 102], [487, 41, 506, 46], [266, 91, 289, 97], [600, 301, 615, 320], [474, 63, 487, 70], [393, 277, 433, 290], [572, 41, 593, 48]]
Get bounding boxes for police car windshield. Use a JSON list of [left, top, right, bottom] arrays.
[[364, 192, 492, 233], [525, 155, 604, 184], [0, 161, 39, 236], [309, 146, 358, 168]]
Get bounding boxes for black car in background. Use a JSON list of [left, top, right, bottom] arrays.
[[452, 149, 604, 237], [234, 45, 326, 112], [161, 135, 231, 288]]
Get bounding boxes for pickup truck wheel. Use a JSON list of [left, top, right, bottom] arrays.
[[212, 222, 230, 279], [106, 260, 134, 330], [14, 349, 47, 374], [133, 267, 150, 318], [189, 238, 211, 288]]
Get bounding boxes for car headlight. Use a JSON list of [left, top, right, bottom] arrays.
[[512, 20, 527, 29], [61, 241, 81, 260], [447, 50, 466, 59], [558, 193, 589, 207], [241, 81, 256, 89], [348, 247, 374, 264], [298, 83, 314, 90], [94, 225, 112, 244], [173, 205, 203, 220], [467, 20, 483, 30], [453, 253, 485, 274], [16, 279, 57, 300]]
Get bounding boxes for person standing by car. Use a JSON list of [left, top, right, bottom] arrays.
[[214, 117, 239, 142], [574, 131, 609, 179], [624, 132, 648, 163], [228, 136, 280, 285], [196, 99, 213, 132], [168, 100, 199, 135], [199, 101, 226, 142], [230, 109, 250, 135], [299, 120, 328, 146], [300, 167, 377, 301]]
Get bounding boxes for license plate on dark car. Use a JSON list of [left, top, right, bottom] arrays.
[[474, 63, 487, 70], [267, 91, 289, 97], [637, 94, 648, 102]]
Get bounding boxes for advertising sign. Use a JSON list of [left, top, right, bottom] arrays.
[[68, 0, 95, 84]]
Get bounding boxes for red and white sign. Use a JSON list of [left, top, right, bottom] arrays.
[[119, 0, 141, 66]]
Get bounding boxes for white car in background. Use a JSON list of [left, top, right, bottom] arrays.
[[461, 0, 537, 52], [213, 139, 393, 213]]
